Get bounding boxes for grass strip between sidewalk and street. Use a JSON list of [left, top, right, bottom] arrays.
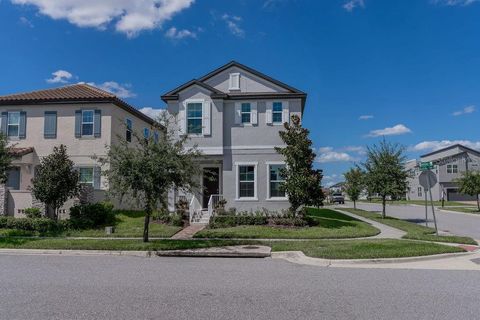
[[341, 208, 478, 245], [0, 237, 465, 260], [194, 208, 380, 239], [358, 199, 467, 206], [440, 207, 480, 214]]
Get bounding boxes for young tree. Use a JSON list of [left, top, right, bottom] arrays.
[[103, 115, 201, 242], [362, 139, 408, 218], [0, 133, 12, 184], [31, 145, 80, 220], [275, 115, 324, 215], [457, 171, 480, 211], [344, 167, 364, 209]]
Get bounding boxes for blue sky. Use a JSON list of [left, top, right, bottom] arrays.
[[1, 0, 480, 186]]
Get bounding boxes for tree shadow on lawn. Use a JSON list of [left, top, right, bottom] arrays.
[[306, 208, 361, 229]]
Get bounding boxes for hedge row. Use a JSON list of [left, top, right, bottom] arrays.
[[0, 216, 68, 233]]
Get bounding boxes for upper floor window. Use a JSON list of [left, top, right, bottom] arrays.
[[447, 164, 458, 174], [81, 110, 94, 136], [187, 102, 203, 134], [272, 102, 283, 124], [229, 73, 240, 90], [126, 119, 132, 142], [241, 103, 251, 124], [143, 127, 150, 139], [269, 164, 286, 198], [44, 111, 57, 139], [7, 112, 20, 137]]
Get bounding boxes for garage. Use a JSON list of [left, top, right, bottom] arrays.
[[446, 188, 477, 201]]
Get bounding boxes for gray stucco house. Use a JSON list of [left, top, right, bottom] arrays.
[[406, 144, 480, 202], [162, 61, 307, 223]]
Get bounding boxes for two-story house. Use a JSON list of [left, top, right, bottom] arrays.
[[0, 84, 156, 218], [406, 144, 480, 202], [161, 61, 307, 222]]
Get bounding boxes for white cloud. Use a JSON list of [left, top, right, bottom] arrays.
[[359, 115, 373, 120], [11, 0, 195, 37], [452, 105, 475, 116], [46, 70, 73, 83], [316, 147, 357, 163], [343, 146, 366, 155], [221, 14, 245, 38], [366, 124, 412, 137], [87, 81, 136, 98], [343, 0, 365, 12], [411, 140, 480, 152], [139, 107, 165, 119], [19, 16, 34, 27], [165, 26, 196, 39], [431, 0, 479, 6]]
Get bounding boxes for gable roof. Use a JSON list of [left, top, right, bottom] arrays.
[[161, 61, 307, 111], [421, 144, 480, 159], [0, 83, 156, 125]]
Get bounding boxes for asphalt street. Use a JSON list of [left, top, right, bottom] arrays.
[[349, 202, 480, 240], [1, 254, 480, 320]]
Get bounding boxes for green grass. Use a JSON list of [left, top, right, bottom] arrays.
[[341, 208, 478, 245], [359, 199, 467, 206], [0, 237, 255, 251], [441, 207, 480, 214], [194, 208, 380, 239], [267, 239, 465, 259]]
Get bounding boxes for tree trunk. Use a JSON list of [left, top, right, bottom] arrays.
[[143, 204, 151, 243], [353, 200, 357, 210], [381, 196, 386, 218], [477, 194, 480, 212]]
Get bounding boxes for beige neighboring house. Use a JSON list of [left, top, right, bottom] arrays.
[[0, 84, 156, 218]]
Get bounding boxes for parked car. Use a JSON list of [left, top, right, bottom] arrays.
[[330, 193, 345, 204]]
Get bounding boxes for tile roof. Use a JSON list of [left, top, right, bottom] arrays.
[[8, 147, 34, 157], [0, 84, 156, 125]]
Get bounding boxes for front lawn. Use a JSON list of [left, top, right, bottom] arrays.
[[341, 208, 477, 245], [194, 208, 380, 239], [268, 239, 465, 259]]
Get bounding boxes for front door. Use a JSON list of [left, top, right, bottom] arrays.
[[203, 167, 219, 209]]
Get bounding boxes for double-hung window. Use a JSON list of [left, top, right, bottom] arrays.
[[238, 165, 256, 199], [143, 127, 150, 139], [447, 164, 458, 174], [241, 103, 251, 124], [126, 119, 132, 142], [7, 112, 20, 138], [187, 103, 202, 134], [269, 164, 286, 198], [417, 187, 422, 197], [81, 110, 94, 136], [79, 168, 94, 186], [272, 102, 283, 124]]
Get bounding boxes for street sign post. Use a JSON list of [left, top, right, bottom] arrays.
[[419, 168, 439, 235]]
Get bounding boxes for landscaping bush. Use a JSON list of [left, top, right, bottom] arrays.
[[152, 209, 185, 227], [0, 216, 65, 233], [69, 202, 115, 229], [269, 217, 308, 227], [209, 211, 269, 228], [24, 207, 42, 219]]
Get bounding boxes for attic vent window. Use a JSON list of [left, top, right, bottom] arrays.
[[229, 73, 240, 90]]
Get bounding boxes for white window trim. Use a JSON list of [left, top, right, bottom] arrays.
[[266, 161, 288, 201], [271, 102, 284, 126], [81, 110, 94, 137], [240, 102, 252, 126], [235, 161, 258, 201], [229, 73, 240, 91], [7, 111, 20, 138], [447, 164, 458, 174], [185, 99, 205, 136], [79, 167, 95, 186]]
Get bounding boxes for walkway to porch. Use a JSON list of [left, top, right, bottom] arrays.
[[170, 224, 207, 239]]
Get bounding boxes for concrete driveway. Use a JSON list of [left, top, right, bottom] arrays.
[[346, 202, 480, 240]]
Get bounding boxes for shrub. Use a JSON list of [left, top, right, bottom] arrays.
[[0, 216, 65, 233], [24, 207, 42, 219], [209, 211, 269, 228], [269, 217, 308, 227], [69, 202, 115, 229]]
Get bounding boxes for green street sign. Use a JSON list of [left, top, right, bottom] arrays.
[[420, 161, 434, 171]]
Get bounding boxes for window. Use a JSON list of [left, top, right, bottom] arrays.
[[79, 168, 94, 186], [126, 119, 132, 142], [238, 165, 255, 198], [229, 73, 240, 90], [7, 112, 20, 137], [269, 164, 286, 198], [187, 103, 203, 134], [241, 103, 251, 124], [272, 102, 283, 124], [447, 164, 458, 174], [143, 127, 150, 139], [417, 187, 423, 197], [44, 111, 57, 139], [6, 167, 20, 190], [81, 110, 94, 136]]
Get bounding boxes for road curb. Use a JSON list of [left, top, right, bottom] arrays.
[[272, 250, 476, 266], [0, 248, 152, 257]]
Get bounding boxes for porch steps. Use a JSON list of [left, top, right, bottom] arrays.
[[191, 210, 211, 225]]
